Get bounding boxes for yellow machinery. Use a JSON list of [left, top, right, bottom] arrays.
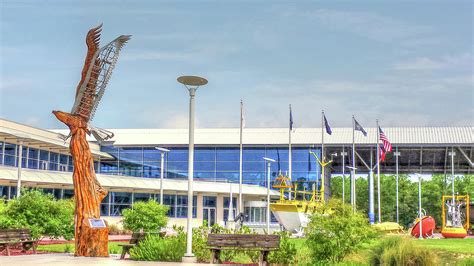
[[270, 174, 323, 232], [441, 195, 470, 238]]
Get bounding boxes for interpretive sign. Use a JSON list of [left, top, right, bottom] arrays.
[[89, 219, 107, 228]]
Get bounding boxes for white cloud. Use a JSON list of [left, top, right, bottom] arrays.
[[394, 53, 472, 71]]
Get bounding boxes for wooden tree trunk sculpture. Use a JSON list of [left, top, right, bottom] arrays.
[[52, 25, 130, 257], [53, 111, 109, 257]]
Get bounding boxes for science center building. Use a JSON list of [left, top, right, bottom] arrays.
[[0, 118, 473, 229]]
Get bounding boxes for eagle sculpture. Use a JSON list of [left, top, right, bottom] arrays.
[[52, 25, 130, 257], [57, 24, 131, 142]]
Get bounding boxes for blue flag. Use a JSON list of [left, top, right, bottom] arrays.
[[354, 118, 367, 136], [323, 114, 332, 135], [289, 105, 293, 130]]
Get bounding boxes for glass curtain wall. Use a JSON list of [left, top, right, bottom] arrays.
[[100, 145, 321, 185], [0, 141, 74, 172]]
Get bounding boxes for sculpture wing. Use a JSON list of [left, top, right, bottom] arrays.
[[88, 34, 131, 121], [71, 25, 131, 123], [71, 24, 103, 121]]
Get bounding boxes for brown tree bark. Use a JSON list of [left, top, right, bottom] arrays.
[[53, 110, 109, 257]]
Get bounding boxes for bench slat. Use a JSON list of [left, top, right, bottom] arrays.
[[207, 234, 280, 249]]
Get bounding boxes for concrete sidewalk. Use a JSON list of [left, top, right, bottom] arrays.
[[0, 253, 214, 265]]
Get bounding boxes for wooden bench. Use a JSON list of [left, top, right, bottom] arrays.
[[118, 232, 164, 259], [207, 234, 280, 265], [118, 232, 146, 259], [0, 229, 37, 256]]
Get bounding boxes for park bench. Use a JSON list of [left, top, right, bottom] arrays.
[[207, 234, 280, 266], [0, 229, 37, 256], [118, 232, 146, 259], [118, 232, 165, 259]]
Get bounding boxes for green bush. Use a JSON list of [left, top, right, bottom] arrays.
[[122, 200, 168, 233], [305, 199, 378, 263], [369, 236, 438, 266], [0, 189, 74, 240], [129, 234, 186, 262], [192, 224, 212, 262], [63, 244, 73, 253], [268, 231, 298, 265]]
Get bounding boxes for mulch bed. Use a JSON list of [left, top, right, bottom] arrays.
[[0, 249, 50, 256]]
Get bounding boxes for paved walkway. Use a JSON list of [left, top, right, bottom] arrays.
[[0, 253, 215, 265]]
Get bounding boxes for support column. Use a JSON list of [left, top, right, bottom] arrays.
[[16, 140, 23, 198]]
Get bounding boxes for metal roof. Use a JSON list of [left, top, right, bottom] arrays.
[[0, 118, 112, 159], [54, 127, 473, 146], [0, 165, 277, 196]]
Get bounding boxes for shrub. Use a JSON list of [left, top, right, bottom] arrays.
[[122, 200, 168, 233], [64, 244, 73, 253], [129, 234, 186, 262], [108, 223, 120, 235], [192, 224, 212, 262], [305, 199, 378, 263], [268, 231, 297, 265], [369, 236, 438, 266], [0, 189, 74, 240]]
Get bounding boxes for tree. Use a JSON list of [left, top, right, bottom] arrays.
[[330, 174, 474, 228], [122, 200, 169, 233], [0, 189, 74, 240], [305, 199, 377, 263]]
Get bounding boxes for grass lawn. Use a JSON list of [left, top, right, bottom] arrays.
[[37, 241, 124, 254], [36, 237, 474, 265], [413, 238, 474, 254], [288, 236, 474, 265]]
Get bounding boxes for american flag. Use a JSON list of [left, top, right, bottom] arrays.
[[379, 126, 392, 162]]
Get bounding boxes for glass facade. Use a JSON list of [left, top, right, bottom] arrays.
[[99, 146, 321, 185], [0, 141, 75, 172]]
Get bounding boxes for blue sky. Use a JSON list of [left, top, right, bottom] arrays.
[[1, 1, 472, 129]]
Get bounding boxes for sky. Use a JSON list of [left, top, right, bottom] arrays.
[[0, 1, 472, 130]]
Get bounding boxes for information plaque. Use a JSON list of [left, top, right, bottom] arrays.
[[88, 218, 107, 228]]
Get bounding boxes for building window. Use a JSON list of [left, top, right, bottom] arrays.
[[133, 193, 151, 203], [110, 192, 132, 216], [63, 189, 74, 199], [100, 193, 110, 216], [203, 196, 216, 207], [4, 143, 16, 166], [163, 194, 197, 218], [223, 197, 237, 222]]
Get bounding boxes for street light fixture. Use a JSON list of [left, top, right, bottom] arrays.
[[263, 157, 276, 234], [155, 147, 170, 205], [177, 75, 208, 262]]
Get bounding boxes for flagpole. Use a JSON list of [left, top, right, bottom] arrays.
[[288, 104, 292, 200], [351, 115, 356, 212], [395, 147, 400, 224], [341, 146, 346, 204], [321, 110, 325, 202], [369, 147, 375, 224], [239, 100, 243, 214], [376, 120, 381, 223]]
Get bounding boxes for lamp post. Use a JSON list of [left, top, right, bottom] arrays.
[[340, 149, 347, 204], [155, 147, 170, 204], [178, 75, 208, 262], [394, 149, 401, 224], [416, 173, 423, 239], [263, 157, 276, 234]]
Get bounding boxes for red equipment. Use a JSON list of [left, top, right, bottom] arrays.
[[411, 216, 436, 238]]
